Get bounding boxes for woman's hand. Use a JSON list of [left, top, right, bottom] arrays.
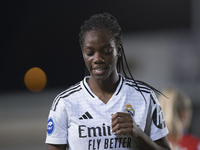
[[111, 112, 140, 138], [111, 112, 171, 150]]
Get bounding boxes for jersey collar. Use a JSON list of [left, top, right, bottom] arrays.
[[82, 74, 124, 99]]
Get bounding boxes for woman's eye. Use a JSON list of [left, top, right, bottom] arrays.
[[104, 49, 113, 54], [85, 52, 93, 56]]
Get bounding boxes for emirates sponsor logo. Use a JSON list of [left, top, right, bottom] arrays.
[[78, 123, 132, 149]]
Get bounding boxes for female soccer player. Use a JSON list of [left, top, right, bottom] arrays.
[[45, 13, 171, 150]]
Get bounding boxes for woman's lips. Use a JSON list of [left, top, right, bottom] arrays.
[[93, 68, 106, 74]]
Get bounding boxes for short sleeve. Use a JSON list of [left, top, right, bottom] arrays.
[[45, 99, 68, 144], [144, 90, 169, 141]]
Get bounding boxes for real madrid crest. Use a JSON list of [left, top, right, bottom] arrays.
[[124, 103, 135, 116]]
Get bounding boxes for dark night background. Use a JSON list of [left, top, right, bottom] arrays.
[[3, 1, 200, 150], [1, 0, 190, 92]]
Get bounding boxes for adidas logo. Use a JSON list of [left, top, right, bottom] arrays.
[[79, 111, 93, 120]]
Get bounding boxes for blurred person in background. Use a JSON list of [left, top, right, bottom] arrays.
[[159, 86, 200, 150]]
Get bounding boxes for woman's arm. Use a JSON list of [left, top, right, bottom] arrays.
[[47, 144, 67, 150], [111, 112, 171, 150], [133, 130, 171, 150]]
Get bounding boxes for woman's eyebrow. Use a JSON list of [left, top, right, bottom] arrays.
[[101, 44, 112, 49], [83, 44, 112, 50], [83, 46, 94, 50]]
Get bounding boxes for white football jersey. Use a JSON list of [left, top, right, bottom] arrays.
[[45, 74, 168, 150]]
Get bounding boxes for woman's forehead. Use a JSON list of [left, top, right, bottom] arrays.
[[84, 29, 111, 38], [83, 29, 113, 45]]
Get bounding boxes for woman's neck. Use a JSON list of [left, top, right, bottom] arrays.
[[87, 74, 120, 103], [88, 74, 119, 92]]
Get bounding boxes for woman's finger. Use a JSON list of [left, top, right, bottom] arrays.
[[112, 122, 133, 133], [111, 112, 132, 122], [114, 127, 133, 135]]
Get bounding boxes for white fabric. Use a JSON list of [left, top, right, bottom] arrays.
[[45, 75, 168, 149]]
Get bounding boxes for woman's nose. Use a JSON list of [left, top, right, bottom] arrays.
[[93, 52, 104, 64]]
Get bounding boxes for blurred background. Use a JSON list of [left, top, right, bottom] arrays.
[[1, 0, 200, 149]]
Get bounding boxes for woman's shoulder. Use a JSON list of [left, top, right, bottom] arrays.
[[50, 81, 83, 111], [56, 81, 82, 99], [123, 76, 163, 98], [124, 77, 152, 94]]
